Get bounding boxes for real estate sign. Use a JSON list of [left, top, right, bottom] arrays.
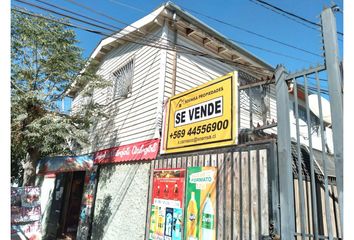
[[161, 72, 238, 154]]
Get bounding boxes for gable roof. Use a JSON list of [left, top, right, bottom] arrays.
[[68, 1, 274, 96], [90, 2, 274, 71]]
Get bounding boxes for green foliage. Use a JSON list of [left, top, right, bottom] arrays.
[[11, 9, 110, 185]]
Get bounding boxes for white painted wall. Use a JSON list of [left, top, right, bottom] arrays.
[[163, 31, 278, 130], [91, 162, 151, 240], [72, 29, 164, 153], [38, 176, 56, 237], [288, 95, 334, 153]]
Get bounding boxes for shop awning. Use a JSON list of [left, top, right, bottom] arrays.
[[94, 139, 160, 164], [37, 154, 93, 175]]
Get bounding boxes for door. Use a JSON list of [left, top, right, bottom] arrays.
[[57, 171, 86, 240], [45, 173, 67, 240]]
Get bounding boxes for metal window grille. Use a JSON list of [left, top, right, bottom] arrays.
[[107, 59, 134, 101]]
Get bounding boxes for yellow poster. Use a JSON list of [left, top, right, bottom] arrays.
[[162, 72, 238, 154]]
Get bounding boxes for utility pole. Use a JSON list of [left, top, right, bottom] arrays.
[[321, 6, 343, 233]]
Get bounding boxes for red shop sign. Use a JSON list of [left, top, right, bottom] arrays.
[[94, 139, 160, 164]]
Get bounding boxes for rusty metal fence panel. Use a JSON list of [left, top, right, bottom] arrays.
[[145, 141, 279, 240]]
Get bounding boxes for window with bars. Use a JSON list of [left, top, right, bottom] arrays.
[[108, 59, 134, 101]]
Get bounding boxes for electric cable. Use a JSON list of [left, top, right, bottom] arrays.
[[59, 0, 322, 64], [12, 7, 274, 75], [107, 0, 323, 58], [249, 0, 343, 36], [14, 0, 202, 57], [182, 6, 322, 58], [30, 0, 216, 60]]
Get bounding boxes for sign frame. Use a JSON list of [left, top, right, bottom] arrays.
[[161, 71, 238, 154]]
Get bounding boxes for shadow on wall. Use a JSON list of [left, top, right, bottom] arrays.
[[91, 194, 112, 240], [96, 163, 116, 187], [91, 100, 121, 153]]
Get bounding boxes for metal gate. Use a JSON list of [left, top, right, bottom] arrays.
[[145, 141, 279, 240], [275, 7, 343, 240]]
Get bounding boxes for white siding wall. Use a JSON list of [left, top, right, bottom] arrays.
[[164, 31, 277, 130], [289, 95, 333, 153], [72, 29, 164, 153], [71, 26, 279, 154]]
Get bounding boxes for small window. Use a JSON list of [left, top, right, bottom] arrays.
[[108, 59, 134, 100]]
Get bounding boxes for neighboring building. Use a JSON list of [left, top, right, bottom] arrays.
[[37, 2, 338, 240]]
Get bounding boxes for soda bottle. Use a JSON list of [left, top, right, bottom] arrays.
[[157, 206, 165, 236], [150, 205, 157, 233], [201, 193, 214, 240], [186, 192, 198, 240], [164, 184, 169, 197]]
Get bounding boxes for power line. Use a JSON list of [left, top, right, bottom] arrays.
[[60, 0, 213, 57], [29, 0, 178, 50], [22, 0, 326, 69], [34, 0, 119, 30], [15, 0, 115, 32], [15, 0, 191, 55], [229, 39, 314, 63], [35, 0, 319, 64], [59, 0, 325, 64], [12, 7, 273, 75], [108, 0, 145, 13], [21, 0, 312, 68], [250, 0, 343, 36], [254, 0, 321, 27], [107, 0, 322, 58], [182, 7, 322, 58]]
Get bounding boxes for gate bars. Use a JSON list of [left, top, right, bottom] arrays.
[[275, 8, 343, 240], [145, 142, 280, 240]]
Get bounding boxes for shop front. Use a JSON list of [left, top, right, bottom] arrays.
[[90, 139, 160, 240], [37, 154, 97, 240]]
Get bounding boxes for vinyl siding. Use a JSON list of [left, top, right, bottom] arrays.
[[164, 31, 277, 130], [71, 29, 163, 153]]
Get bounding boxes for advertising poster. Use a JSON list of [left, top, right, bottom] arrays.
[[184, 167, 217, 240], [149, 169, 185, 240], [76, 167, 98, 240], [11, 187, 41, 240], [161, 72, 238, 154]]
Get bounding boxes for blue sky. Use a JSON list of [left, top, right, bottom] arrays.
[[12, 0, 343, 73]]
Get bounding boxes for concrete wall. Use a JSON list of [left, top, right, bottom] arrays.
[[91, 162, 151, 240]]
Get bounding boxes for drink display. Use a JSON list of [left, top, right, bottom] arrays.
[[201, 194, 214, 240], [186, 192, 198, 240], [149, 169, 186, 240], [184, 167, 217, 240], [150, 205, 158, 233], [157, 206, 165, 236]]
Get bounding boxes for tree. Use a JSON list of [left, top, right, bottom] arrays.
[[11, 9, 109, 186]]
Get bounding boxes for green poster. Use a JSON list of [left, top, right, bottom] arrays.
[[184, 167, 217, 240]]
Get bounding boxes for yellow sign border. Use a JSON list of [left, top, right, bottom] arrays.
[[161, 71, 238, 154]]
